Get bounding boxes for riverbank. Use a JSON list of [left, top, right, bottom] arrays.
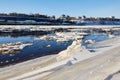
[[0, 36, 119, 80], [0, 25, 120, 28]]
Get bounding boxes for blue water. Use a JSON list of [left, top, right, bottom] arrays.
[[0, 35, 72, 67], [0, 36, 33, 44], [82, 33, 109, 48], [83, 33, 109, 42]]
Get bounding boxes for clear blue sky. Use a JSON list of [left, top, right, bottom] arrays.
[[0, 0, 120, 18]]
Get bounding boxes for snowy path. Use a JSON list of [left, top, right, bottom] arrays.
[[39, 42, 120, 80]]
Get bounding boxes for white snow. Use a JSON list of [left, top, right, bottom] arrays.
[[85, 39, 95, 44], [0, 25, 120, 29], [35, 32, 84, 42]]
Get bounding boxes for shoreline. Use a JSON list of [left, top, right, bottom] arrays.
[[0, 36, 120, 80], [0, 25, 120, 28]]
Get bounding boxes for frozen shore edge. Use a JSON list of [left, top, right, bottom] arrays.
[[0, 36, 120, 80]]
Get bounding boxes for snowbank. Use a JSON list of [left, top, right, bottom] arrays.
[[38, 36, 120, 80], [56, 40, 82, 61]]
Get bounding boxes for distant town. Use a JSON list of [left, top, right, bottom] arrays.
[[0, 13, 120, 25]]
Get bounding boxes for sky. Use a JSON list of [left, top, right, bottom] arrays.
[[0, 0, 120, 18]]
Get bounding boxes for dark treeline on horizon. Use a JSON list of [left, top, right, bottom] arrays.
[[0, 13, 120, 25]]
